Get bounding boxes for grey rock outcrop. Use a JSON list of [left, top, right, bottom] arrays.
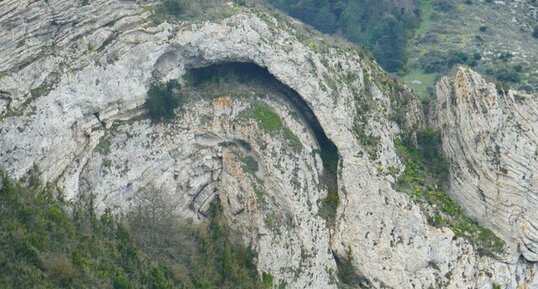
[[432, 67, 538, 286], [1, 1, 537, 288]]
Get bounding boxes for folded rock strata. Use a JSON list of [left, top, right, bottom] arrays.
[[0, 1, 537, 288]]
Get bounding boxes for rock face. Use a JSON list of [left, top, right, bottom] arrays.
[[432, 67, 538, 282], [1, 1, 537, 288]]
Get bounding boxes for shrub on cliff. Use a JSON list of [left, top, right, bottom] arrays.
[[153, 0, 184, 20], [145, 80, 183, 122]]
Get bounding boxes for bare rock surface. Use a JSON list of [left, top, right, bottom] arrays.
[[432, 67, 538, 287], [1, 1, 537, 288]]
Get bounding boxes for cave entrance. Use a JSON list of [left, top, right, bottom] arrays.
[[183, 62, 339, 191]]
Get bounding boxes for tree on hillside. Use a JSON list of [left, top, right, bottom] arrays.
[[267, 0, 420, 72]]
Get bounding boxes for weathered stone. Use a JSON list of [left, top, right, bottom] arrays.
[[1, 1, 537, 288], [432, 67, 538, 287]]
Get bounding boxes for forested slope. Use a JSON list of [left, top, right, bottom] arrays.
[[0, 174, 264, 289], [267, 0, 420, 72], [265, 0, 538, 95]]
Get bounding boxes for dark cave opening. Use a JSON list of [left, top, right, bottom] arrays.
[[184, 62, 339, 192]]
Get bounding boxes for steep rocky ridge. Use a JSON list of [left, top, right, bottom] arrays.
[[432, 66, 538, 286], [0, 0, 536, 288]]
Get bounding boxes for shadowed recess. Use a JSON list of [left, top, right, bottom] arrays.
[[185, 62, 339, 190]]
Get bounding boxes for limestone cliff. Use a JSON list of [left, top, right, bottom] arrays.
[[0, 0, 536, 288], [432, 67, 538, 287]]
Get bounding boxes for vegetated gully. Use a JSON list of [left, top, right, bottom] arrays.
[[185, 62, 339, 195]]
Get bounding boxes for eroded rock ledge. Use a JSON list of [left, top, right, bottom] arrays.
[[1, 0, 537, 288]]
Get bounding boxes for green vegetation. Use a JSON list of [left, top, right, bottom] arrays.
[[394, 133, 505, 256], [147, 0, 185, 23], [495, 82, 511, 95], [268, 0, 420, 72], [95, 137, 111, 155], [146, 0, 189, 23], [150, 0, 256, 23], [145, 80, 183, 122], [283, 127, 303, 152], [129, 196, 264, 289], [252, 102, 283, 134], [262, 272, 273, 289], [417, 50, 481, 74], [30, 82, 52, 99], [401, 69, 438, 99], [334, 249, 372, 289], [159, 0, 184, 18], [253, 184, 268, 207], [241, 155, 259, 174], [0, 109, 22, 121], [406, 0, 538, 91], [0, 174, 177, 289], [492, 68, 521, 83], [250, 102, 303, 151], [417, 0, 433, 34], [353, 121, 380, 160], [0, 173, 265, 289], [318, 188, 338, 222]]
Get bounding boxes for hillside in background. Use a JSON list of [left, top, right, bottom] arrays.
[[266, 0, 538, 96], [405, 0, 538, 97], [267, 0, 420, 72]]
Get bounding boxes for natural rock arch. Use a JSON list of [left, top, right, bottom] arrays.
[[182, 62, 339, 187]]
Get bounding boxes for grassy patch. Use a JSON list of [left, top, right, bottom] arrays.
[[30, 82, 53, 99], [102, 159, 112, 169], [417, 0, 434, 34], [264, 212, 278, 232], [0, 109, 23, 121], [262, 272, 273, 289], [250, 102, 304, 152], [251, 102, 283, 134], [401, 69, 437, 99], [394, 133, 505, 256], [253, 184, 268, 208]]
